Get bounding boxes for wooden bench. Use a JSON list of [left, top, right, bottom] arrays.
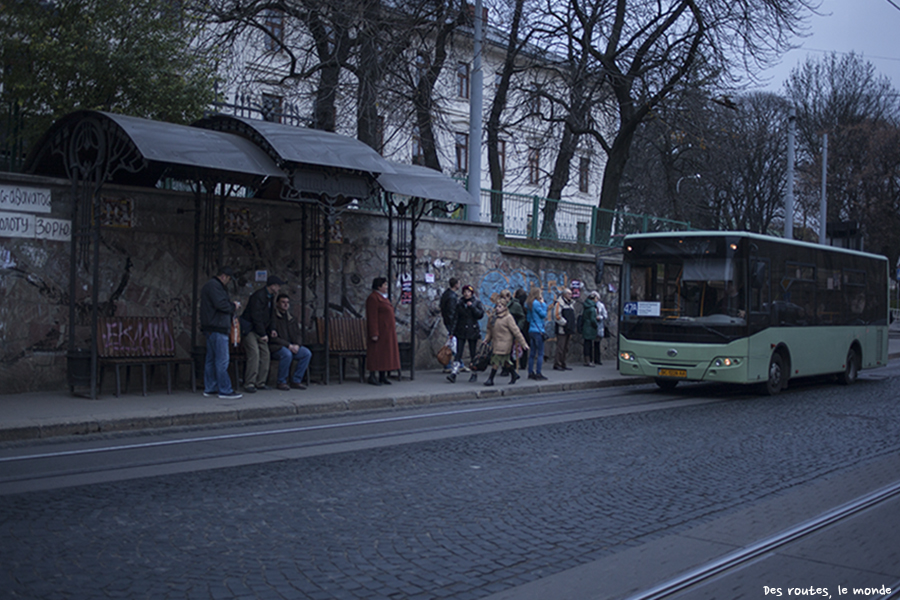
[[315, 317, 367, 383], [97, 316, 193, 396]]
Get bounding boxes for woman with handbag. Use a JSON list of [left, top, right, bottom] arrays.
[[449, 284, 484, 383], [482, 294, 529, 386], [525, 287, 548, 381]]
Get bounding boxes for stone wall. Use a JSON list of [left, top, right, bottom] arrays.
[[0, 171, 621, 394]]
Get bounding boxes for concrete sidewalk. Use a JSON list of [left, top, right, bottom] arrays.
[[4, 328, 899, 443], [0, 361, 640, 442]]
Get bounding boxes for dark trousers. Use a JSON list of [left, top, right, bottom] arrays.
[[554, 333, 571, 368], [456, 337, 478, 366]]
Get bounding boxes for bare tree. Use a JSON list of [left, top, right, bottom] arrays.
[[565, 0, 815, 236], [784, 52, 900, 244], [485, 0, 533, 222]]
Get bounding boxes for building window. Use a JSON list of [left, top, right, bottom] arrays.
[[456, 132, 469, 174], [578, 156, 590, 193], [457, 62, 470, 99], [262, 94, 283, 123], [263, 9, 285, 53], [528, 148, 540, 185]]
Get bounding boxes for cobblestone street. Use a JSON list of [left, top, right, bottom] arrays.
[[3, 376, 900, 599]]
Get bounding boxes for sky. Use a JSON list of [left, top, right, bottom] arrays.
[[751, 0, 900, 93]]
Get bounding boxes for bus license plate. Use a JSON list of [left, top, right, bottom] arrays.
[[658, 368, 687, 378]]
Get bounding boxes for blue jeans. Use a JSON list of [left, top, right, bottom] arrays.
[[272, 345, 312, 384], [204, 332, 233, 394], [528, 331, 545, 375]]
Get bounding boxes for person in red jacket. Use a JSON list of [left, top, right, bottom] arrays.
[[365, 277, 400, 386]]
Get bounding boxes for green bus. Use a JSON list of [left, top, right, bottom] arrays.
[[617, 231, 889, 394]]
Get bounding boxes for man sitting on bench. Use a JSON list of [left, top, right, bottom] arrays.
[[269, 293, 312, 390]]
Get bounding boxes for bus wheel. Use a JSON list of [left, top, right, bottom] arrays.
[[763, 353, 785, 396], [655, 378, 679, 391], [838, 347, 860, 385]]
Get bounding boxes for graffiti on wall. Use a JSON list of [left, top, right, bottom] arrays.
[[478, 268, 576, 305], [98, 317, 176, 357]]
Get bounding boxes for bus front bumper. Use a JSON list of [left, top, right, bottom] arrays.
[[618, 351, 749, 384]]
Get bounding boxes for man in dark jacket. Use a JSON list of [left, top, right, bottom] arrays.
[[240, 275, 284, 392], [200, 266, 242, 399], [440, 277, 460, 336], [268, 294, 311, 391]]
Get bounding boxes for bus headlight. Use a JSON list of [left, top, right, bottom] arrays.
[[712, 357, 741, 367], [620, 351, 636, 362]]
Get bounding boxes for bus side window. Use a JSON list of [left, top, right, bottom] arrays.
[[748, 259, 770, 331]]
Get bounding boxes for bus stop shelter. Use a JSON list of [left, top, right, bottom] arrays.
[[24, 110, 476, 393]]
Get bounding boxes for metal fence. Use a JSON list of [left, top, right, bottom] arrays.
[[473, 188, 693, 247]]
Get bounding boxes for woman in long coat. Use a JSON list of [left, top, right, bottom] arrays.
[[366, 277, 400, 386], [482, 295, 529, 386]]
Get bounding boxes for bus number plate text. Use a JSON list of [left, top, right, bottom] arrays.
[[658, 368, 687, 378]]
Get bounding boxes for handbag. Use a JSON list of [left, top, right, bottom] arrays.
[[436, 343, 453, 366], [471, 341, 492, 372]]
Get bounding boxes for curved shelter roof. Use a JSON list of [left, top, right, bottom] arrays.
[[193, 114, 396, 175], [377, 162, 478, 206], [25, 111, 285, 188], [193, 114, 401, 202]]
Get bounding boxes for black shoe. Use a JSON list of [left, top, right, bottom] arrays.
[[536, 374, 548, 381], [484, 379, 494, 387], [380, 376, 392, 385], [447, 373, 456, 383], [468, 373, 478, 383], [243, 384, 257, 393], [509, 371, 519, 384], [553, 366, 565, 371], [368, 374, 381, 386]]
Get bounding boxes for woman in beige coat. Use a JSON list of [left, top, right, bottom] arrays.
[[483, 295, 529, 386]]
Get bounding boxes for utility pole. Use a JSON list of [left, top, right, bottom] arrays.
[[467, 0, 484, 222], [819, 133, 828, 244], [785, 108, 795, 240]]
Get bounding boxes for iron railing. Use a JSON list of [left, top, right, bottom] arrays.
[[470, 188, 693, 247]]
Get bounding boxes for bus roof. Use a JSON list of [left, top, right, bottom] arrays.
[[623, 230, 888, 263]]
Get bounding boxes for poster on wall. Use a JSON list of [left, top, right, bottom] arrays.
[[99, 197, 135, 228], [0, 212, 71, 242], [570, 279, 582, 299], [400, 272, 412, 305], [0, 184, 51, 214], [224, 207, 250, 236]]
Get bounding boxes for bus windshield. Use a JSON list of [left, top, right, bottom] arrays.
[[621, 236, 748, 343]]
